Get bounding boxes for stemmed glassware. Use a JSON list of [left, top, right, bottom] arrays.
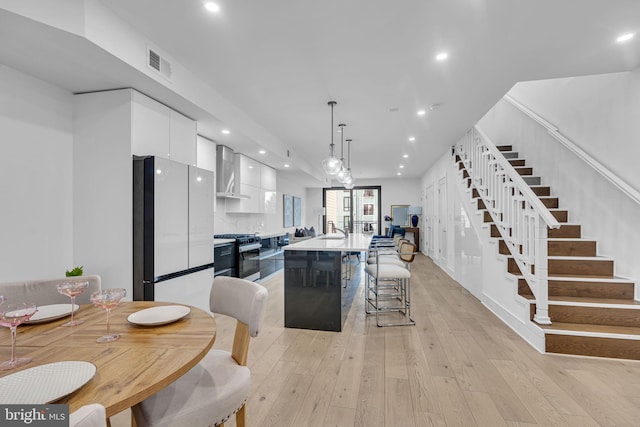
[[0, 300, 38, 370], [56, 281, 89, 326], [90, 288, 126, 343]]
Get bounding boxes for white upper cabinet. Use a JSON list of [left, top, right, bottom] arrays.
[[131, 91, 171, 158], [130, 90, 196, 164], [261, 164, 276, 191], [196, 136, 217, 213], [234, 154, 261, 188], [196, 135, 216, 172], [170, 110, 196, 165]]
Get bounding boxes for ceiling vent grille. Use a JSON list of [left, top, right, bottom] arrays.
[[147, 47, 172, 80]]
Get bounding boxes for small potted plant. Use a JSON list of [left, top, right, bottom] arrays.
[[65, 266, 84, 277]]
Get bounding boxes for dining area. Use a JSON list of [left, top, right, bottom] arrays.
[[0, 275, 268, 427]]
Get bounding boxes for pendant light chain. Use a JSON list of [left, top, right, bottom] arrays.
[[322, 101, 342, 175]]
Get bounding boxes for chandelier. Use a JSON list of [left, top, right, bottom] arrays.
[[321, 101, 342, 175]]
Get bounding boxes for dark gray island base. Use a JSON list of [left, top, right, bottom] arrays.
[[284, 250, 345, 331], [283, 234, 372, 332]]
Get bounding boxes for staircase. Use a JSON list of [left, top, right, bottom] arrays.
[[461, 145, 640, 360]]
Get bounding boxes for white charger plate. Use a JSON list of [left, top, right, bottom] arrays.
[[127, 305, 191, 326], [25, 304, 79, 324], [0, 361, 96, 404]]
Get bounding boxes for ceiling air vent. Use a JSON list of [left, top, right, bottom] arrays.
[[147, 47, 172, 80]]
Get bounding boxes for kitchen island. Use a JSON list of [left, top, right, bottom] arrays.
[[283, 233, 372, 331]]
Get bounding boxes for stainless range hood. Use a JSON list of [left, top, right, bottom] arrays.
[[216, 145, 249, 199]]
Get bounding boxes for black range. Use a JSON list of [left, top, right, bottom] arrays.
[[214, 234, 262, 281]]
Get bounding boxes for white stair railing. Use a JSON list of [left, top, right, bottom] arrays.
[[454, 125, 561, 324]]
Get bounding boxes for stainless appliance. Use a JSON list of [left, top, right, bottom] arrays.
[[133, 156, 214, 303], [213, 234, 261, 281], [213, 241, 236, 277]]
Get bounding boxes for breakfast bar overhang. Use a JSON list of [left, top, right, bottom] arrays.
[[283, 233, 372, 332]]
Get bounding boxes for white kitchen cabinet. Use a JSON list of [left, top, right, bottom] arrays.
[[227, 183, 261, 213], [234, 153, 261, 187], [196, 135, 216, 172], [170, 110, 197, 165], [262, 189, 277, 214], [261, 164, 276, 191], [130, 90, 196, 164], [196, 135, 217, 212], [131, 91, 171, 158]]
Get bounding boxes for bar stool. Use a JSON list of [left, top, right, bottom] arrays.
[[364, 242, 416, 327]]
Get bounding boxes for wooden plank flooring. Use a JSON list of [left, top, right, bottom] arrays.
[[112, 254, 640, 426]]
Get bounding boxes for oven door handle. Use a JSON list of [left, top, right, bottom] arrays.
[[238, 243, 262, 253]]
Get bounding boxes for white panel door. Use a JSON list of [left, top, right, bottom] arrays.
[[154, 157, 189, 277], [188, 165, 214, 268]]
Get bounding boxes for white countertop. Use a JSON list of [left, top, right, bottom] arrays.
[[258, 231, 288, 239], [283, 233, 372, 252], [214, 238, 236, 246]]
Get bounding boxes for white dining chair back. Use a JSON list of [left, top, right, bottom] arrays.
[[132, 276, 269, 427], [69, 404, 106, 427], [0, 275, 101, 305]]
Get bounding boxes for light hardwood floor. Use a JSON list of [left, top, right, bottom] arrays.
[[114, 254, 640, 426]]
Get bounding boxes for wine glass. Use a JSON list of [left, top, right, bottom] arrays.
[[90, 288, 126, 343], [56, 281, 89, 326], [0, 301, 38, 370]]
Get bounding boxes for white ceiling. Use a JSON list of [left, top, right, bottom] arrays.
[[2, 1, 640, 186]]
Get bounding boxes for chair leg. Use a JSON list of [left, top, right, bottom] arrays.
[[236, 404, 246, 427]]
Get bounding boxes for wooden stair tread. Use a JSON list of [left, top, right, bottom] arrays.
[[520, 294, 639, 306], [547, 255, 612, 261], [513, 273, 632, 283], [547, 296, 640, 306], [548, 274, 633, 283], [543, 322, 640, 338]]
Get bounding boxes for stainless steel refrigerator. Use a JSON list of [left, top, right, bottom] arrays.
[[133, 156, 214, 308]]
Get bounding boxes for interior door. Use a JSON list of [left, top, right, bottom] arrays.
[[425, 184, 434, 257], [438, 177, 447, 266]]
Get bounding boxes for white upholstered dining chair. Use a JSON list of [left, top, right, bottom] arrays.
[[131, 276, 269, 427], [69, 404, 106, 427]]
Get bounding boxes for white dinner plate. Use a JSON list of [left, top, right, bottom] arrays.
[[24, 304, 79, 324], [0, 361, 96, 404], [127, 305, 191, 326]]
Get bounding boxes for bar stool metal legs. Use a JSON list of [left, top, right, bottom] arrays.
[[364, 242, 416, 327]]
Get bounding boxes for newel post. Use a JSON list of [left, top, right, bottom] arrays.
[[533, 215, 552, 325]]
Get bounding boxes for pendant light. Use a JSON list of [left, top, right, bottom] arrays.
[[335, 123, 348, 183], [321, 101, 342, 175], [344, 138, 355, 189]]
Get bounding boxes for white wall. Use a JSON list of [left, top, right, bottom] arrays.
[[479, 80, 640, 296], [0, 65, 75, 281], [508, 70, 640, 191]]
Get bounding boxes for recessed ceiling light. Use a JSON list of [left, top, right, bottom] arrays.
[[436, 52, 448, 61], [400, 165, 405, 169], [259, 150, 266, 154], [204, 2, 220, 12], [616, 33, 634, 43], [397, 172, 402, 176], [221, 129, 230, 134], [248, 166, 253, 169], [408, 137, 415, 142], [417, 110, 426, 116], [284, 164, 290, 168], [403, 154, 409, 158]]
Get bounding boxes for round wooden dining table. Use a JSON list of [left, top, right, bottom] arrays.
[[0, 301, 216, 418]]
